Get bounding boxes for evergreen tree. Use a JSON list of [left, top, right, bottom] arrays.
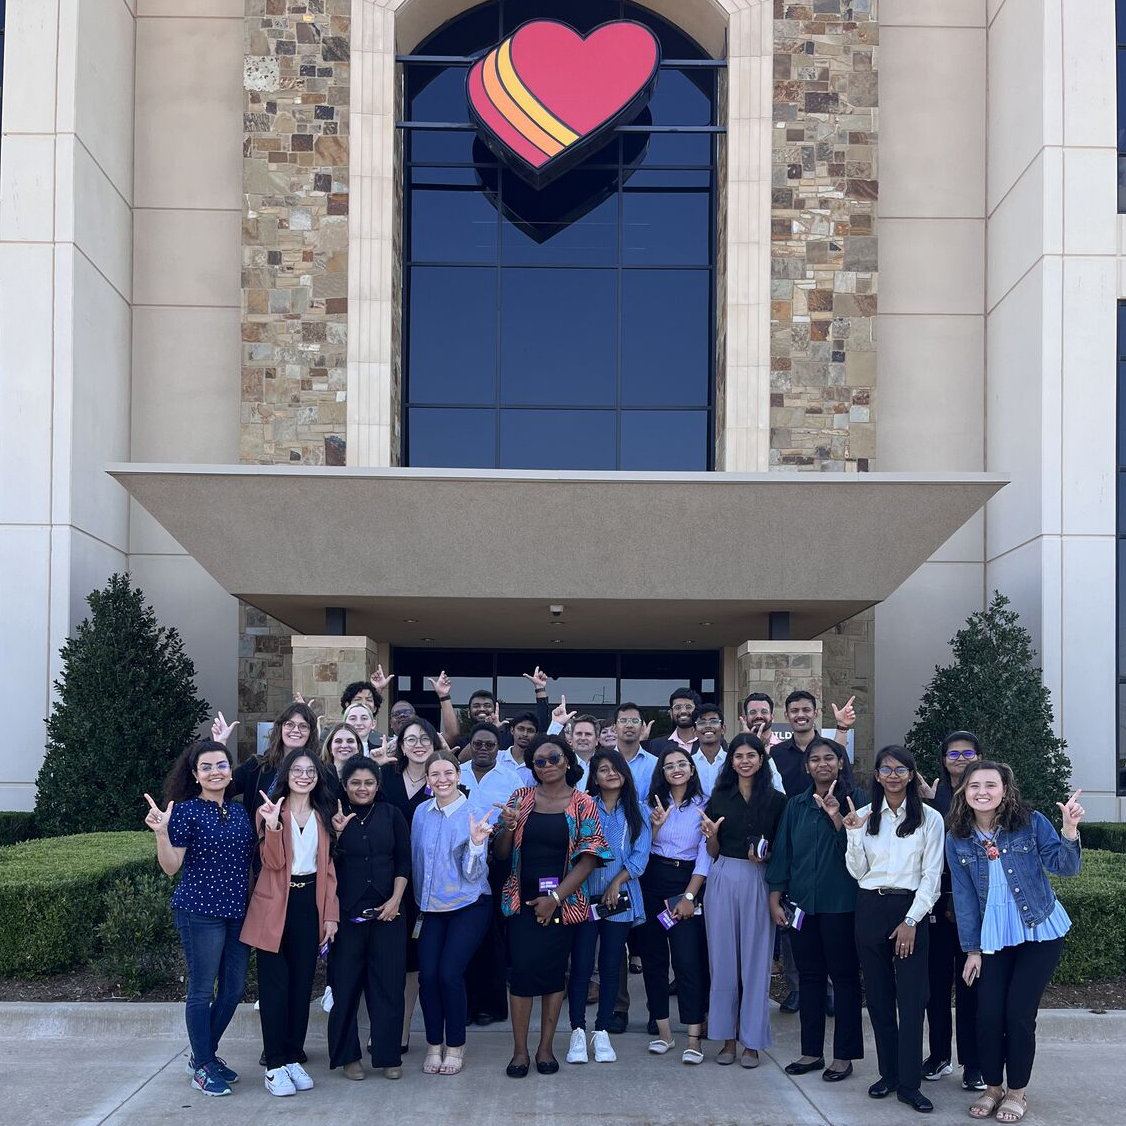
[[34, 574, 209, 836], [904, 592, 1073, 819]]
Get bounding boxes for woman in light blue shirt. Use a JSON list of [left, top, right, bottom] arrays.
[[411, 750, 495, 1077], [565, 750, 651, 1065]]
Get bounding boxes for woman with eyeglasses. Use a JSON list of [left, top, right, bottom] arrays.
[[701, 733, 788, 1069], [639, 746, 711, 1065], [326, 755, 409, 1082], [144, 739, 254, 1097], [241, 749, 339, 1097], [380, 715, 442, 1053], [844, 746, 945, 1114], [921, 731, 984, 1092], [493, 734, 612, 1078]]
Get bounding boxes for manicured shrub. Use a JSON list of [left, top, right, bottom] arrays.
[[1051, 848, 1126, 984], [1078, 822, 1126, 854], [95, 870, 182, 994], [0, 812, 36, 846], [0, 832, 157, 976]]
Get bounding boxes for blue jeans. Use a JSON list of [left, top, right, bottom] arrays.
[[174, 909, 251, 1068], [568, 919, 632, 1031], [417, 895, 492, 1049]]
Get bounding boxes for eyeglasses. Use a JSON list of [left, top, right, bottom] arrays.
[[401, 735, 432, 748], [617, 717, 643, 726], [662, 761, 691, 772], [694, 717, 721, 728], [533, 753, 563, 768], [877, 766, 911, 778], [470, 739, 498, 751], [945, 749, 978, 760], [197, 762, 230, 774], [283, 721, 311, 734], [289, 767, 318, 778]]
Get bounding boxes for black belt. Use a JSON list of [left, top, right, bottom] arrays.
[[862, 886, 915, 896], [651, 854, 691, 868]]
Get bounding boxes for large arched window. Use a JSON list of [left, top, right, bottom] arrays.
[[401, 0, 719, 470]]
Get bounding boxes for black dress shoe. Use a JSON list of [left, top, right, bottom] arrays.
[[868, 1078, 895, 1098], [668, 977, 678, 995], [506, 1059, 529, 1078], [535, 1056, 559, 1075], [784, 1057, 825, 1075], [822, 1062, 853, 1082], [606, 1011, 628, 1035], [476, 1013, 498, 1027], [628, 960, 643, 974], [779, 990, 800, 1014], [897, 1090, 934, 1113], [646, 1018, 659, 1036]]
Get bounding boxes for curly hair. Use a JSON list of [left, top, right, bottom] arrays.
[[524, 733, 584, 788], [163, 740, 234, 804], [945, 759, 1031, 837]]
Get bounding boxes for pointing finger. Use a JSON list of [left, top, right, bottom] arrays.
[[845, 695, 855, 708], [827, 780, 837, 796], [1070, 789, 1082, 804], [144, 793, 160, 812], [847, 796, 857, 814]]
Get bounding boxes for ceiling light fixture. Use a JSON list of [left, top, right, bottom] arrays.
[[420, 636, 435, 642]]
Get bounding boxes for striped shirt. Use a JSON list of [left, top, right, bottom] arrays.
[[411, 794, 489, 912]]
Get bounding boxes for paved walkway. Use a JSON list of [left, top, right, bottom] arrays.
[[3, 995, 1121, 1126]]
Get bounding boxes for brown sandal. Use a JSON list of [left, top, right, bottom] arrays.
[[969, 1091, 1004, 1119], [995, 1094, 1026, 1122]]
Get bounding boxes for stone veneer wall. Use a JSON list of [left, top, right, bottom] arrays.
[[736, 641, 823, 715], [819, 608, 874, 768], [237, 602, 295, 760], [770, 0, 877, 471]]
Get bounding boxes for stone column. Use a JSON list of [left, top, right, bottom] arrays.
[[736, 641, 823, 716], [291, 635, 378, 728]]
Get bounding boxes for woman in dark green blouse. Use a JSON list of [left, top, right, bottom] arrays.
[[766, 736, 865, 1082]]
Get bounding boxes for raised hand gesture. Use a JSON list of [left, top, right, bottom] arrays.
[[699, 809, 725, 840], [293, 692, 306, 705], [813, 779, 841, 819], [551, 695, 576, 728], [842, 795, 870, 831], [831, 695, 856, 730], [144, 793, 174, 834], [640, 719, 655, 741], [1057, 789, 1085, 837], [259, 790, 285, 831], [332, 799, 355, 834], [917, 775, 940, 802], [469, 808, 495, 846], [210, 712, 239, 746], [522, 665, 549, 694], [371, 665, 394, 694], [428, 670, 452, 697], [650, 794, 671, 832], [494, 801, 518, 833]]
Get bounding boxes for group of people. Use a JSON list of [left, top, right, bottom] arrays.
[[144, 669, 1085, 1123]]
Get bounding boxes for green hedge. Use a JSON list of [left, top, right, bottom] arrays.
[[0, 832, 158, 976], [1078, 822, 1126, 854], [0, 812, 37, 847], [1051, 848, 1126, 984]]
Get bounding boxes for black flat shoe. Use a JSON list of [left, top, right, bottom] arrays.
[[535, 1057, 559, 1075], [784, 1057, 825, 1075], [779, 990, 800, 1014], [897, 1089, 934, 1113], [629, 960, 643, 974], [606, 1012, 628, 1035], [506, 1059, 529, 1078], [869, 1078, 894, 1099], [822, 1062, 853, 1082]]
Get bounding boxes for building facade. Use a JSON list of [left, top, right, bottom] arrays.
[[0, 1, 1120, 819]]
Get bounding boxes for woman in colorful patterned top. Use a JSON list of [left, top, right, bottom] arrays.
[[946, 761, 1084, 1124], [494, 734, 612, 1078], [145, 739, 255, 1098]]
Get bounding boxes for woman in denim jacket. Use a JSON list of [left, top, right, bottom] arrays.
[[945, 760, 1084, 1124]]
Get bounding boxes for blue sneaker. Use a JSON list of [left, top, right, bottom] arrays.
[[191, 1064, 232, 1097], [186, 1054, 239, 1085]]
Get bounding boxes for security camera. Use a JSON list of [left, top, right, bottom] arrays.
[[549, 604, 565, 617]]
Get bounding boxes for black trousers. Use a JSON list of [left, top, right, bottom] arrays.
[[855, 889, 930, 1095], [790, 911, 864, 1061], [926, 899, 979, 1067], [326, 912, 407, 1069], [976, 937, 1064, 1090], [639, 857, 708, 1026], [257, 882, 320, 1071], [465, 858, 509, 1022]]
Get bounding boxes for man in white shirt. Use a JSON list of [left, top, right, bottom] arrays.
[[689, 704, 726, 796], [459, 722, 525, 814]]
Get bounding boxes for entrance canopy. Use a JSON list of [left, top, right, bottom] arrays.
[[109, 465, 1005, 648]]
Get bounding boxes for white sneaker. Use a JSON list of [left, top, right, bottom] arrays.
[[264, 1068, 296, 1097], [285, 1061, 314, 1090], [321, 985, 334, 1013], [591, 1030, 616, 1063], [566, 1028, 589, 1064]]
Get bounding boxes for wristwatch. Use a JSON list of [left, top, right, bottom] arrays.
[[904, 916, 917, 927], [684, 891, 696, 902]]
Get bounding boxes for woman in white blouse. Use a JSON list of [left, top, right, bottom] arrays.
[[844, 745, 944, 1115]]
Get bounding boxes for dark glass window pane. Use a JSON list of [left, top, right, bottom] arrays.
[[407, 267, 496, 404], [408, 129, 479, 164], [407, 65, 471, 123], [503, 0, 621, 36], [1119, 0, 1126, 44], [620, 410, 708, 470], [1120, 360, 1126, 464], [638, 131, 713, 168], [621, 270, 710, 406], [410, 168, 498, 263], [647, 68, 713, 126], [500, 269, 617, 406], [1120, 540, 1126, 674], [1120, 48, 1126, 152], [497, 650, 618, 679], [1119, 154, 1126, 214], [498, 409, 617, 469], [623, 172, 710, 265], [408, 407, 496, 467], [500, 169, 619, 265], [624, 2, 709, 59], [418, 2, 501, 55]]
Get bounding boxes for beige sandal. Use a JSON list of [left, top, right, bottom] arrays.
[[423, 1048, 444, 1075], [995, 1093, 1026, 1122], [439, 1051, 464, 1076], [969, 1090, 1004, 1119]]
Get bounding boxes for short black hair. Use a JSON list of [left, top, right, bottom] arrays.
[[469, 689, 497, 708], [691, 703, 724, 724], [341, 680, 382, 712], [668, 687, 702, 709], [467, 721, 502, 743], [510, 710, 540, 731], [742, 691, 774, 714], [339, 753, 380, 788], [614, 701, 643, 722], [785, 689, 817, 711], [524, 733, 584, 787]]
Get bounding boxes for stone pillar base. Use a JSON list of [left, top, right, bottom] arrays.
[[735, 641, 824, 717], [292, 635, 379, 729]]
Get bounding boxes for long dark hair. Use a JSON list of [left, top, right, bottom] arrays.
[[868, 745, 923, 838], [586, 749, 644, 844], [525, 733, 585, 787], [391, 716, 441, 774], [264, 702, 319, 768], [938, 729, 982, 790], [946, 759, 1031, 837], [164, 739, 234, 803], [802, 735, 856, 793], [267, 748, 338, 845], [648, 744, 704, 809], [713, 733, 775, 804]]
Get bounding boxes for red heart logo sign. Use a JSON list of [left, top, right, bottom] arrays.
[[468, 20, 661, 187]]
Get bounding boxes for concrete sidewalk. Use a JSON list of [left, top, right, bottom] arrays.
[[3, 998, 1121, 1126]]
